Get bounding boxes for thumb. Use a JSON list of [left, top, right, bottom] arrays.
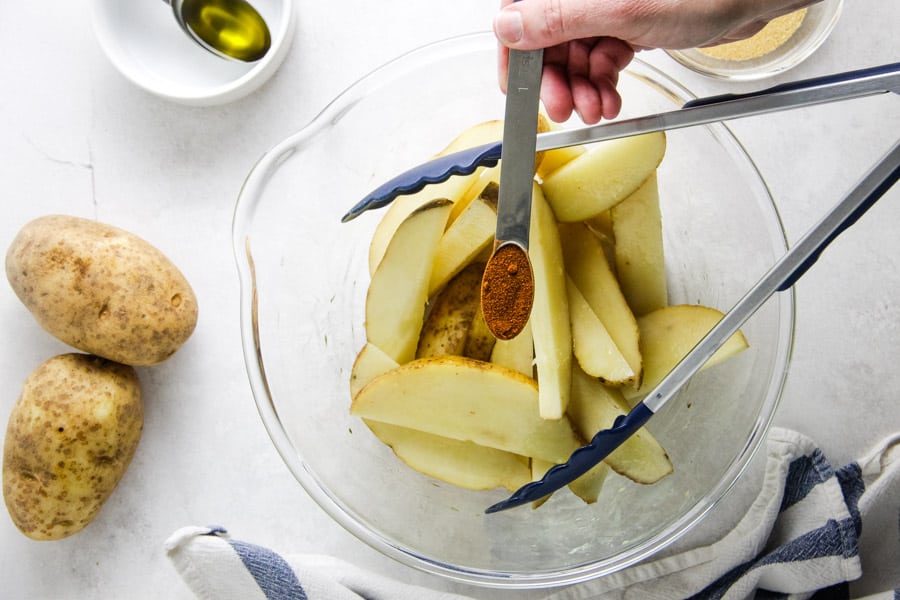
[[493, 0, 611, 49]]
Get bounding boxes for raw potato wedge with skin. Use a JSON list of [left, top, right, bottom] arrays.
[[368, 120, 504, 274], [365, 421, 532, 492], [448, 165, 501, 225], [350, 356, 582, 464], [532, 456, 610, 505], [350, 345, 531, 492], [417, 263, 483, 359], [560, 222, 643, 387], [625, 304, 749, 402], [428, 186, 498, 296], [350, 342, 398, 399], [365, 199, 452, 364], [568, 365, 673, 484], [490, 318, 534, 377], [463, 302, 497, 362], [529, 184, 572, 420], [541, 131, 666, 222], [566, 275, 635, 385], [611, 173, 668, 316], [565, 459, 609, 504]]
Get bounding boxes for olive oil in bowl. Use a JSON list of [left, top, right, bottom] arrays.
[[181, 0, 271, 62]]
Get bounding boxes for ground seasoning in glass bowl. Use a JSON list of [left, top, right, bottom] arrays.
[[664, 0, 842, 81], [699, 9, 808, 61]]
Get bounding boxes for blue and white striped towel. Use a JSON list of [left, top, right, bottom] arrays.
[[165, 427, 900, 600]]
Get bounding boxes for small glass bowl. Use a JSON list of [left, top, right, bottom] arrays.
[[233, 32, 794, 588], [666, 0, 843, 81]]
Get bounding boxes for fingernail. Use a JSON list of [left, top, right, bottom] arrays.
[[494, 10, 524, 44]]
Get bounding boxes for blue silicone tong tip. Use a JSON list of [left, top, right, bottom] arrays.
[[340, 141, 503, 223], [486, 404, 654, 513]]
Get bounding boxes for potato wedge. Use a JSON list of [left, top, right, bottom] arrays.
[[560, 222, 642, 387], [611, 173, 668, 316], [368, 121, 504, 274], [490, 318, 534, 377], [566, 276, 634, 385], [448, 165, 501, 225], [428, 187, 497, 296], [565, 460, 609, 504], [365, 199, 452, 364], [529, 184, 572, 419], [441, 119, 505, 155], [535, 117, 586, 180], [350, 342, 399, 399], [531, 456, 610, 505], [568, 365, 673, 484], [417, 263, 483, 359], [365, 421, 531, 492], [625, 304, 749, 402], [541, 132, 666, 222], [350, 356, 581, 463]]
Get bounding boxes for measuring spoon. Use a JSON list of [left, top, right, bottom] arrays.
[[168, 0, 271, 63]]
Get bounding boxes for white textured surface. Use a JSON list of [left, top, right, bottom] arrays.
[[0, 1, 897, 598]]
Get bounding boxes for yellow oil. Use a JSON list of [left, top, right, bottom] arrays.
[[182, 0, 271, 62]]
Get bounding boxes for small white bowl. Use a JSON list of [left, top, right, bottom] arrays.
[[666, 0, 843, 81], [91, 0, 296, 105]]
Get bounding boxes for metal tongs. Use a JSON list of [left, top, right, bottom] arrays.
[[487, 137, 899, 512], [341, 62, 899, 223], [341, 62, 900, 513]]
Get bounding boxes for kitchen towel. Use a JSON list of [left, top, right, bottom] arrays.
[[165, 427, 900, 599]]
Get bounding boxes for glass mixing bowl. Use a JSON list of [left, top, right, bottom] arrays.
[[232, 32, 794, 588]]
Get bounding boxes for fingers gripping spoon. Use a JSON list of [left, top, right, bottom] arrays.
[[480, 42, 544, 340], [486, 137, 900, 513]]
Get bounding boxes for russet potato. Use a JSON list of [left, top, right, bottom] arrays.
[[5, 215, 197, 366], [3, 353, 143, 540]]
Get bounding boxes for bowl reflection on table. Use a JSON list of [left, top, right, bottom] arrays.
[[232, 32, 794, 588]]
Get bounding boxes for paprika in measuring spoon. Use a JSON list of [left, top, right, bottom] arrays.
[[481, 242, 534, 340]]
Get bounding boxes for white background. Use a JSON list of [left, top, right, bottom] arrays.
[[0, 1, 898, 597]]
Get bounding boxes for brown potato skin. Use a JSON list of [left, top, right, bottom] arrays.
[[2, 354, 143, 540], [5, 215, 198, 366]]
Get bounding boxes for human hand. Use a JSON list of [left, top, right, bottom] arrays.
[[494, 0, 818, 123]]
